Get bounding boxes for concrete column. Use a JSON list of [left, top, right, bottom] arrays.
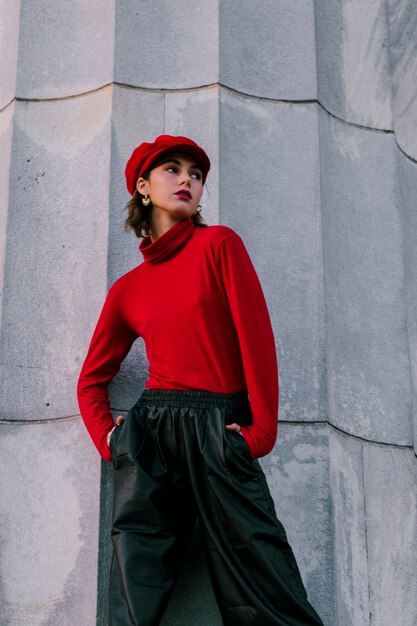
[[1, 1, 416, 624]]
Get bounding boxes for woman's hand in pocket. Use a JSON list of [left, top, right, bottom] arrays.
[[225, 422, 243, 436], [107, 415, 125, 448]]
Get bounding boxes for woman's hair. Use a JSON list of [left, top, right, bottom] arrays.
[[124, 168, 207, 239]]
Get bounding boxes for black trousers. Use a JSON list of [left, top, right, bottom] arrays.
[[108, 388, 324, 626]]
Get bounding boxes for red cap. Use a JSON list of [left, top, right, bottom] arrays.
[[125, 134, 211, 195]]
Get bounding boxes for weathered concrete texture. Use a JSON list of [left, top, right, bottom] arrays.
[[363, 444, 417, 625], [165, 86, 220, 224], [219, 0, 316, 99], [219, 89, 326, 424], [0, 103, 14, 329], [386, 0, 417, 162], [114, 0, 218, 89], [315, 0, 393, 130], [1, 88, 112, 421], [15, 0, 115, 99], [319, 108, 412, 446], [0, 0, 20, 108], [0, 418, 101, 626], [397, 151, 417, 453], [329, 430, 369, 626], [261, 423, 333, 625]]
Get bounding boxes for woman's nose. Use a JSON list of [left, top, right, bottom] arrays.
[[179, 169, 191, 185]]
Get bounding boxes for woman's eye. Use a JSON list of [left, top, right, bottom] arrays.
[[166, 166, 177, 173], [191, 172, 202, 180]]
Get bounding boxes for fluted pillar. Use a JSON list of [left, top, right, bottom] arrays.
[[1, 1, 416, 624]]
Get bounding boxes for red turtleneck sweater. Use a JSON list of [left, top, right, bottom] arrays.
[[77, 217, 279, 462]]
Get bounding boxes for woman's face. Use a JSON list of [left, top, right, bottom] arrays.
[[137, 152, 204, 219]]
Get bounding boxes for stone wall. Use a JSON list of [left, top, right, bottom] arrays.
[[1, 1, 416, 625]]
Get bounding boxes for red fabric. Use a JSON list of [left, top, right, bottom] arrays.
[[77, 217, 279, 463], [125, 135, 211, 195]]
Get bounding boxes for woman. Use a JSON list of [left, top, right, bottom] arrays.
[[77, 135, 324, 626]]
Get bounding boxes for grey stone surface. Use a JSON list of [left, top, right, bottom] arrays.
[[219, 89, 326, 424], [261, 423, 333, 625], [219, 0, 316, 99], [315, 0, 393, 130], [114, 0, 218, 89], [363, 444, 417, 625], [16, 0, 115, 99], [0, 103, 14, 329], [319, 109, 412, 445], [397, 150, 417, 453], [0, 418, 101, 626], [1, 88, 112, 421], [386, 0, 417, 162], [165, 86, 219, 225], [0, 0, 20, 108], [329, 430, 369, 626]]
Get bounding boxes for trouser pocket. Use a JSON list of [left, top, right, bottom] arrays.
[[110, 401, 146, 470]]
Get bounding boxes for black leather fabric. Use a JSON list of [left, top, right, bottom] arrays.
[[108, 388, 323, 626]]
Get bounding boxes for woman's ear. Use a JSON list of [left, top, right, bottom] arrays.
[[136, 177, 148, 196]]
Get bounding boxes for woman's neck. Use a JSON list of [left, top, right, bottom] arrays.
[[149, 213, 192, 242]]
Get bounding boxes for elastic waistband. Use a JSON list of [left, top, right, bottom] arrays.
[[138, 388, 249, 409]]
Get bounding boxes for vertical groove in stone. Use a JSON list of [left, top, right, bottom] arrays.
[[386, 0, 417, 161], [360, 443, 372, 626], [396, 150, 417, 454], [318, 107, 412, 446], [314, 0, 393, 130], [262, 424, 333, 625], [329, 431, 370, 625], [363, 444, 417, 624], [0, 103, 15, 329], [219, 91, 325, 425]]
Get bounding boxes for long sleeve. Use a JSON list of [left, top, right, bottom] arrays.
[[216, 231, 279, 458], [77, 283, 138, 462]]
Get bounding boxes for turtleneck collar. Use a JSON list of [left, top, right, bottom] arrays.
[[139, 217, 196, 264]]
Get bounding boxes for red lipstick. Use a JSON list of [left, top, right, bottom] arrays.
[[175, 190, 192, 201]]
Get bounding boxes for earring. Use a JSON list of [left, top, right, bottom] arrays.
[[141, 195, 151, 207], [193, 204, 202, 216]]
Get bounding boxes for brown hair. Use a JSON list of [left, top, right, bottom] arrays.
[[124, 169, 207, 239]]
